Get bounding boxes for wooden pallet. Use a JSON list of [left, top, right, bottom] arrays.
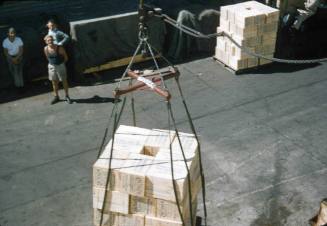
[[213, 56, 273, 75]]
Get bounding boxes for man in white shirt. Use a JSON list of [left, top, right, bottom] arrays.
[[2, 27, 24, 89]]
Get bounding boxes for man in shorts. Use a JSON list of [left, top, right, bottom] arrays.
[[44, 35, 72, 104]]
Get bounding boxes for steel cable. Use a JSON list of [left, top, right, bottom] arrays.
[[159, 13, 327, 64]]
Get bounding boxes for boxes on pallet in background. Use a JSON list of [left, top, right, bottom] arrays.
[[92, 125, 201, 226], [259, 54, 274, 65], [215, 1, 279, 71], [229, 55, 248, 71]]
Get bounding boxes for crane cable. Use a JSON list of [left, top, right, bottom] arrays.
[[156, 13, 327, 64]]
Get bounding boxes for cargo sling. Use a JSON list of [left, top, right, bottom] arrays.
[[96, 37, 208, 226]]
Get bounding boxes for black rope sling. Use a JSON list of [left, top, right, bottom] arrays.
[[95, 41, 208, 226]]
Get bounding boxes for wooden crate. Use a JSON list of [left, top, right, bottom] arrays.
[[216, 1, 279, 71], [93, 125, 201, 226]]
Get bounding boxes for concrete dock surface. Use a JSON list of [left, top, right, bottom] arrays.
[[0, 57, 327, 226]]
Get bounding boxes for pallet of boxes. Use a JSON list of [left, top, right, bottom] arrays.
[[215, 1, 279, 72], [93, 125, 202, 226]]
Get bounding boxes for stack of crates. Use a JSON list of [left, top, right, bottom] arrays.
[[215, 1, 279, 71], [93, 125, 201, 226]]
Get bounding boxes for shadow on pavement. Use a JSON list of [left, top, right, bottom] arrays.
[[0, 80, 51, 104], [73, 95, 117, 104], [241, 62, 320, 75]]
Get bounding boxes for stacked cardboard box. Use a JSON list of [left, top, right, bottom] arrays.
[[215, 1, 279, 71], [93, 125, 201, 226]]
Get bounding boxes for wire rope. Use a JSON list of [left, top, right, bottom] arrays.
[[159, 13, 327, 64]]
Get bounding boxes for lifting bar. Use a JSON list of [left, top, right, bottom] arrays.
[[113, 67, 180, 100]]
